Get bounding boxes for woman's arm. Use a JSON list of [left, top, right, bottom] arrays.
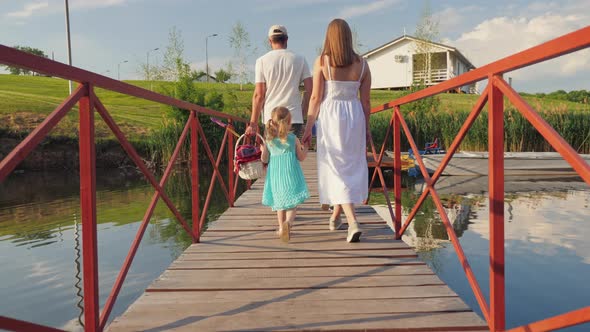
[[295, 137, 308, 161], [302, 56, 325, 145], [359, 59, 372, 143]]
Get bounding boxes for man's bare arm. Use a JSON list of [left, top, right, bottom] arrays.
[[247, 82, 266, 135], [301, 77, 312, 119]]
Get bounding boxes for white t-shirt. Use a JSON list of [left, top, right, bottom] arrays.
[[255, 49, 311, 124]]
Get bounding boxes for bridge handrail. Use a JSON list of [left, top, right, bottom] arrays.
[[0, 44, 246, 332], [366, 25, 590, 332]]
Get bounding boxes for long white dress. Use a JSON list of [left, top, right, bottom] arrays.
[[316, 58, 368, 205]]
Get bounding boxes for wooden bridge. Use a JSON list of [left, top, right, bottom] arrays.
[[106, 153, 487, 331], [1, 27, 590, 332]]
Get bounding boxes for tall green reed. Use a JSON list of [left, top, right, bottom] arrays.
[[369, 100, 590, 154]]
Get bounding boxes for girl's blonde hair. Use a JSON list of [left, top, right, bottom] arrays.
[[321, 18, 358, 67], [265, 106, 291, 143]]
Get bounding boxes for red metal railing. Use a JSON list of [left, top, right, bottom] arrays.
[[1, 25, 590, 332], [0, 44, 247, 332], [367, 26, 590, 331]]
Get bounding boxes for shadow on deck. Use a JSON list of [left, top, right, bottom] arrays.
[[107, 153, 487, 331]]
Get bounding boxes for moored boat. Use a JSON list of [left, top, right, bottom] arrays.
[[419, 151, 590, 176]]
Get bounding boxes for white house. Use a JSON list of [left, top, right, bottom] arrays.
[[362, 35, 476, 93]]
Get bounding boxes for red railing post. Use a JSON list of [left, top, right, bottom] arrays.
[[488, 75, 505, 332], [79, 84, 100, 332], [227, 120, 235, 207], [393, 107, 402, 238], [190, 111, 200, 243]]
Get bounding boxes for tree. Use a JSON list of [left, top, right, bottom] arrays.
[[413, 0, 442, 85], [228, 21, 253, 90], [214, 68, 232, 83], [139, 62, 162, 82], [3, 46, 47, 75], [161, 26, 185, 82], [190, 70, 206, 81], [351, 26, 364, 54]]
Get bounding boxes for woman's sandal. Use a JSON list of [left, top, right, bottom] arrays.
[[329, 215, 343, 231], [347, 221, 362, 243]]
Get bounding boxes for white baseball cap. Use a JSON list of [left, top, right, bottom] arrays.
[[268, 25, 288, 37]]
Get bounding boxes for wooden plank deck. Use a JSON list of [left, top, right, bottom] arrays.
[[107, 153, 487, 331]]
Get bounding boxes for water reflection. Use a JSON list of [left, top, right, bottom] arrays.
[[373, 176, 590, 331], [0, 165, 245, 330]]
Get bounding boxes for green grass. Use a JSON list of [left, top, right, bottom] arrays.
[[1, 74, 588, 150]]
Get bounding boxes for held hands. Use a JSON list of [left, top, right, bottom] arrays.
[[302, 127, 312, 146]]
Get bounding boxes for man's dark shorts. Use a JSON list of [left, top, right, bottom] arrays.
[[292, 123, 305, 140]]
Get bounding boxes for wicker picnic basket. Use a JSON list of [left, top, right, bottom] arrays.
[[234, 133, 266, 180]]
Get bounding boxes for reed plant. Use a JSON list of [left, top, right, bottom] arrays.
[[369, 99, 590, 154]]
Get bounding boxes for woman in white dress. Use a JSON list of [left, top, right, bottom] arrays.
[[302, 18, 371, 243]]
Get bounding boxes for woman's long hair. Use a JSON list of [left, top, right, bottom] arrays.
[[265, 106, 291, 143], [321, 18, 358, 67]]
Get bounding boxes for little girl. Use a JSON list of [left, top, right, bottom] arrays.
[[261, 106, 310, 242]]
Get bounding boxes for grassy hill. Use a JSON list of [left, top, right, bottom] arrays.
[[0, 74, 588, 144]]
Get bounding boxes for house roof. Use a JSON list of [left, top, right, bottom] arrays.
[[362, 35, 476, 69]]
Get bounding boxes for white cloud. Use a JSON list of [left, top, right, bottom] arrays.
[[255, 0, 340, 12], [4, 0, 130, 20], [338, 0, 401, 19], [449, 11, 590, 83], [6, 2, 49, 18], [466, 191, 590, 264], [435, 5, 484, 34], [70, 0, 128, 10]]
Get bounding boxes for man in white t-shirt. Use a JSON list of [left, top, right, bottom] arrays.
[[246, 25, 312, 138]]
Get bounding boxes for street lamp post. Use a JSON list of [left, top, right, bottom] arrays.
[[205, 34, 218, 83], [146, 47, 159, 90], [64, 0, 73, 93], [118, 60, 128, 80]]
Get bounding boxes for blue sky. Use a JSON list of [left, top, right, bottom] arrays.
[[1, 0, 589, 92]]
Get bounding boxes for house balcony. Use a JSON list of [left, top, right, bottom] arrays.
[[413, 68, 448, 85]]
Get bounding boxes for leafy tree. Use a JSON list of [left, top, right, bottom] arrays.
[[351, 25, 364, 54], [3, 46, 47, 75], [161, 26, 185, 82], [190, 70, 206, 81], [413, 0, 443, 85], [214, 68, 232, 83], [228, 21, 254, 90], [533, 89, 589, 104]]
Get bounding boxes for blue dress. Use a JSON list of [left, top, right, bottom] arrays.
[[262, 133, 310, 211]]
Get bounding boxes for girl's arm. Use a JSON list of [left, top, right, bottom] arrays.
[[295, 137, 308, 161], [302, 56, 325, 145], [260, 142, 269, 163]]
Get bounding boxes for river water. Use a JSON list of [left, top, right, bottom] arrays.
[[0, 166, 241, 330], [1, 170, 589, 331], [375, 175, 590, 331]]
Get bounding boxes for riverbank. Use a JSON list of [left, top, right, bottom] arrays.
[[0, 136, 136, 170], [2, 75, 589, 170]]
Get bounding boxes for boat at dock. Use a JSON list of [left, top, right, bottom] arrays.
[[418, 151, 590, 176]]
